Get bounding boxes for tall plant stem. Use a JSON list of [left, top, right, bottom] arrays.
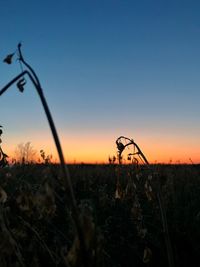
[[116, 135, 175, 267], [0, 44, 89, 267]]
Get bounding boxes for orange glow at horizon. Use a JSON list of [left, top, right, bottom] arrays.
[[2, 131, 200, 164]]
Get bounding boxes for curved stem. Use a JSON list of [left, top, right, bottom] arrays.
[[26, 73, 77, 205], [116, 136, 149, 165], [26, 76, 89, 266], [0, 71, 27, 96], [116, 136, 174, 267], [0, 71, 76, 209], [0, 50, 89, 265], [29, 76, 89, 267], [17, 43, 41, 88]]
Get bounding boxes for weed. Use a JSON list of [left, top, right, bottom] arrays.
[[0, 43, 90, 267]]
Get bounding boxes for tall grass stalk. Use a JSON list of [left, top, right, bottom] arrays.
[[0, 43, 88, 267]]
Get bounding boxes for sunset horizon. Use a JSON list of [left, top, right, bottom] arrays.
[[0, 0, 200, 165], [1, 2, 200, 266], [2, 134, 200, 165]]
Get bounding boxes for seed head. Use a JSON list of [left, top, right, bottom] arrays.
[[3, 53, 15, 64]]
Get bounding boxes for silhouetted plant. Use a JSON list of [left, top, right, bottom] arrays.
[[40, 149, 52, 164], [115, 136, 175, 267], [14, 142, 37, 164], [0, 43, 89, 267], [116, 136, 149, 165]]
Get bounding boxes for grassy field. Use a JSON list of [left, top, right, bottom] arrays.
[[0, 163, 200, 267]]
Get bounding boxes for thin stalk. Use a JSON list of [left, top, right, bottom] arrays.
[[116, 136, 149, 165], [116, 135, 174, 267], [0, 46, 89, 266], [17, 43, 41, 88], [0, 71, 27, 96]]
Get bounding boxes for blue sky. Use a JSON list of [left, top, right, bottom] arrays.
[[0, 0, 200, 163]]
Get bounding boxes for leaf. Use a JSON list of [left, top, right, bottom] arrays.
[[17, 78, 26, 92], [3, 53, 14, 64]]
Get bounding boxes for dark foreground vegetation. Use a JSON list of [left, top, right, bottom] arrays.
[[0, 163, 200, 267]]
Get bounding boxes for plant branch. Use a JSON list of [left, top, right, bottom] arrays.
[[116, 136, 149, 165], [0, 71, 27, 96], [116, 135, 174, 267], [17, 43, 41, 88], [0, 45, 89, 267]]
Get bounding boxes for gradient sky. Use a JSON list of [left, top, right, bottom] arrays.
[[0, 0, 200, 163]]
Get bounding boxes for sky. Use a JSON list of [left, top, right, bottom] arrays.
[[0, 0, 200, 163]]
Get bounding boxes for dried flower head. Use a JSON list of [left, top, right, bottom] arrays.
[[116, 141, 125, 153], [3, 53, 15, 64]]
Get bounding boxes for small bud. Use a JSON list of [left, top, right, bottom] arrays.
[[17, 78, 26, 92]]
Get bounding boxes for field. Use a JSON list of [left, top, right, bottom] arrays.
[[1, 44, 200, 267], [0, 163, 200, 267]]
